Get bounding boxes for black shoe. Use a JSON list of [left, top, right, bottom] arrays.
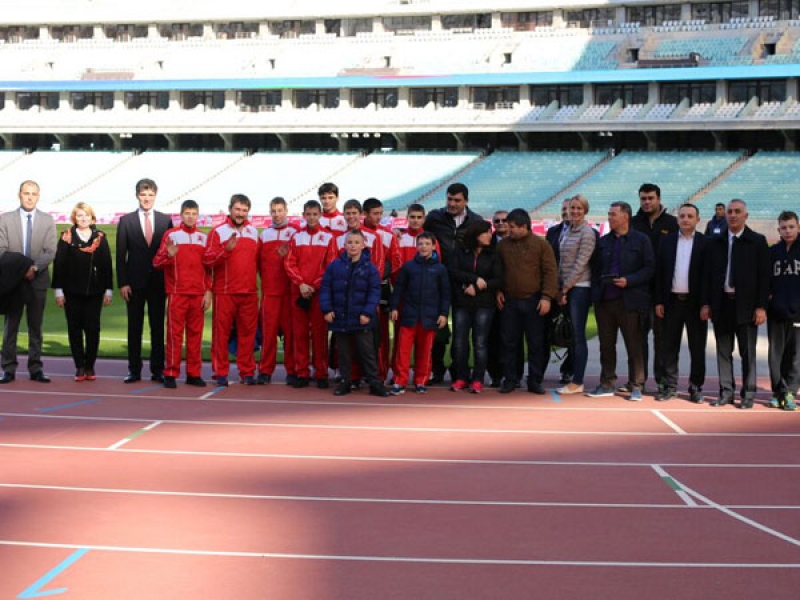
[[427, 372, 445, 386], [739, 397, 755, 409], [527, 382, 546, 394], [151, 373, 164, 383], [0, 372, 15, 384], [689, 387, 704, 404], [163, 376, 177, 389], [334, 382, 352, 396], [351, 379, 362, 390], [499, 381, 516, 394], [369, 384, 389, 398], [657, 389, 677, 402], [30, 372, 51, 383], [317, 378, 329, 389], [257, 374, 271, 385], [711, 395, 733, 407], [123, 373, 141, 383], [285, 375, 298, 386], [185, 376, 207, 387], [242, 376, 256, 386], [292, 377, 310, 389], [489, 379, 502, 389]]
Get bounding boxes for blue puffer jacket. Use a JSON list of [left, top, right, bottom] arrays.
[[319, 249, 381, 332], [390, 253, 451, 329]]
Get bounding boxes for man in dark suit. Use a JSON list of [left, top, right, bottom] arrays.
[[654, 203, 708, 402], [116, 178, 172, 383], [701, 199, 770, 408], [0, 180, 57, 383]]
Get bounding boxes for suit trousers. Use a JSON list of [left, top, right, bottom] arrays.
[[595, 298, 646, 389], [661, 296, 708, 391], [2, 282, 46, 375], [713, 296, 758, 400], [126, 284, 166, 376], [767, 318, 800, 396], [64, 291, 103, 372]]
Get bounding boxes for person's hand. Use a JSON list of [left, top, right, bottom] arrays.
[[166, 238, 179, 257], [324, 312, 335, 324], [475, 277, 487, 291], [299, 283, 314, 298], [120, 285, 132, 302], [277, 243, 289, 257], [612, 277, 627, 288], [55, 296, 65, 308], [202, 291, 212, 311], [390, 309, 399, 321], [24, 266, 36, 281], [558, 289, 568, 306], [225, 233, 238, 252], [496, 290, 505, 310], [700, 305, 711, 321], [538, 297, 551, 316], [359, 314, 370, 325], [753, 308, 766, 326], [437, 315, 448, 328], [655, 304, 665, 319], [463, 284, 476, 297], [103, 294, 112, 307]]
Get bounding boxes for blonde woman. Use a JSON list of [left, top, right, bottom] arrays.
[[52, 203, 113, 381]]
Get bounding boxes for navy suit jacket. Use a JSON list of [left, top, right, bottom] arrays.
[[654, 231, 708, 310], [116, 209, 172, 290]]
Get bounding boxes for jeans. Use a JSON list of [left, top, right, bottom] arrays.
[[452, 307, 495, 383], [565, 287, 591, 385]]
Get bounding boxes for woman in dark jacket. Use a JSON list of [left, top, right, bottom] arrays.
[[52, 202, 113, 381], [448, 220, 503, 393], [319, 230, 387, 397]]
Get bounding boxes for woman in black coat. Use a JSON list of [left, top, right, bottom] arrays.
[[448, 219, 503, 393], [52, 202, 113, 381]]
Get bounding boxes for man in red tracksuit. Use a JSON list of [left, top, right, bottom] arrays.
[[258, 196, 298, 385], [203, 194, 260, 387], [398, 203, 441, 264], [284, 200, 337, 388], [318, 181, 347, 234], [363, 198, 402, 381], [153, 200, 211, 389]]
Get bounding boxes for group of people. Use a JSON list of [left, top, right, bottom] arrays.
[[0, 178, 796, 410]]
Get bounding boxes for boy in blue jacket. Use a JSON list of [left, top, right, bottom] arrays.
[[767, 211, 800, 410], [320, 230, 389, 397], [389, 232, 451, 394]]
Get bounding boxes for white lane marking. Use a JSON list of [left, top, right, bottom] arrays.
[[1, 442, 800, 468], [107, 421, 162, 450], [651, 410, 688, 435], [651, 464, 697, 507], [0, 539, 798, 567], [2, 412, 799, 438]]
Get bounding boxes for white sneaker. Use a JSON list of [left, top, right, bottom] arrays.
[[557, 383, 584, 394]]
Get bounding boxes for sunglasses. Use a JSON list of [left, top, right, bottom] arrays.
[[493, 218, 507, 224]]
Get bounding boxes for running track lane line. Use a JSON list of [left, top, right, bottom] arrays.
[[651, 410, 687, 435], [0, 540, 799, 568], [107, 421, 162, 450], [16, 547, 89, 599], [36, 398, 102, 414], [651, 464, 697, 506], [659, 466, 800, 548]]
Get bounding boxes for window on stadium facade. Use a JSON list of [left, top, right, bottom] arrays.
[[760, 0, 800, 19], [181, 91, 225, 110], [662, 81, 716, 105], [213, 22, 259, 39], [729, 79, 787, 103], [530, 85, 583, 107], [71, 92, 114, 111], [565, 8, 615, 28], [351, 89, 398, 109], [271, 20, 315, 38], [16, 92, 59, 111], [441, 14, 492, 30], [51, 25, 92, 42], [692, 2, 749, 23], [410, 88, 458, 108], [382, 16, 432, 33], [471, 87, 520, 109], [500, 12, 554, 30], [595, 84, 648, 106], [158, 23, 204, 40], [105, 24, 147, 42], [1, 26, 39, 42], [627, 5, 682, 26], [237, 90, 282, 111], [338, 18, 373, 37], [125, 92, 169, 110], [294, 89, 340, 110]]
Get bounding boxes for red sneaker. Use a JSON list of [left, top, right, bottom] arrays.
[[450, 379, 468, 392], [469, 381, 483, 394]]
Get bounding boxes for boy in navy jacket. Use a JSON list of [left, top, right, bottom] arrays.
[[767, 210, 800, 410], [388, 232, 451, 394]]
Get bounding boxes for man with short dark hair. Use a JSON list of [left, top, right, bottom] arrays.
[[588, 201, 655, 401], [318, 182, 347, 234], [704, 203, 728, 237]]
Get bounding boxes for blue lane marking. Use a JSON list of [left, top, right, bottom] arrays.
[[131, 385, 163, 395], [37, 398, 101, 413], [17, 547, 89, 598], [549, 390, 562, 403], [206, 386, 228, 397]]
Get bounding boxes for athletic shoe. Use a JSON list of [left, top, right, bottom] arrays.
[[450, 379, 468, 392], [629, 388, 643, 402], [469, 381, 483, 394], [586, 385, 615, 397], [185, 376, 207, 387], [317, 378, 329, 389], [242, 376, 256, 386], [256, 373, 271, 385], [768, 396, 781, 408], [617, 383, 631, 393], [657, 388, 677, 401], [292, 377, 310, 389], [215, 376, 228, 387], [414, 385, 427, 394], [285, 374, 298, 386], [163, 376, 177, 389], [85, 370, 96, 381], [389, 384, 405, 396], [557, 383, 584, 394], [783, 393, 797, 411], [333, 382, 351, 396], [74, 369, 85, 382]]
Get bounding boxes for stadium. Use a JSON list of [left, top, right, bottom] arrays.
[[0, 0, 797, 229]]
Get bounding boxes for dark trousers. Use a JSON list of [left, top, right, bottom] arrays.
[[336, 330, 380, 387], [501, 294, 548, 385], [430, 322, 451, 378], [595, 298, 645, 389], [64, 292, 104, 371], [451, 307, 494, 383], [2, 282, 46, 375], [767, 318, 800, 396], [662, 295, 708, 392], [488, 306, 523, 383], [126, 284, 166, 376], [642, 307, 666, 386], [713, 296, 758, 400]]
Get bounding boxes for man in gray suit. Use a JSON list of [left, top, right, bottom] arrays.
[[0, 180, 57, 383]]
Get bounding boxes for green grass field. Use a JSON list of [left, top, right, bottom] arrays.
[[18, 224, 597, 362]]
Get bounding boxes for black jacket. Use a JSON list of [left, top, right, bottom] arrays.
[[0, 251, 34, 314], [654, 231, 708, 310], [423, 206, 483, 268], [449, 246, 503, 310], [593, 229, 655, 311], [52, 226, 113, 296], [116, 210, 172, 290]]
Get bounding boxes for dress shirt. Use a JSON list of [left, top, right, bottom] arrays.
[[671, 232, 694, 293], [19, 207, 35, 255]]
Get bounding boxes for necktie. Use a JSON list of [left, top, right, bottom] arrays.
[[24, 214, 32, 257], [144, 211, 153, 246], [725, 236, 737, 290]]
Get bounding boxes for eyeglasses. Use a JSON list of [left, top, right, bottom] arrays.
[[493, 219, 506, 224]]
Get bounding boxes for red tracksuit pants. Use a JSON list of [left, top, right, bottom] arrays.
[[164, 293, 205, 379], [291, 293, 328, 380], [393, 323, 435, 387], [259, 294, 295, 377], [212, 293, 258, 379]]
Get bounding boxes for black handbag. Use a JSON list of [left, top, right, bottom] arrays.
[[549, 310, 573, 349]]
